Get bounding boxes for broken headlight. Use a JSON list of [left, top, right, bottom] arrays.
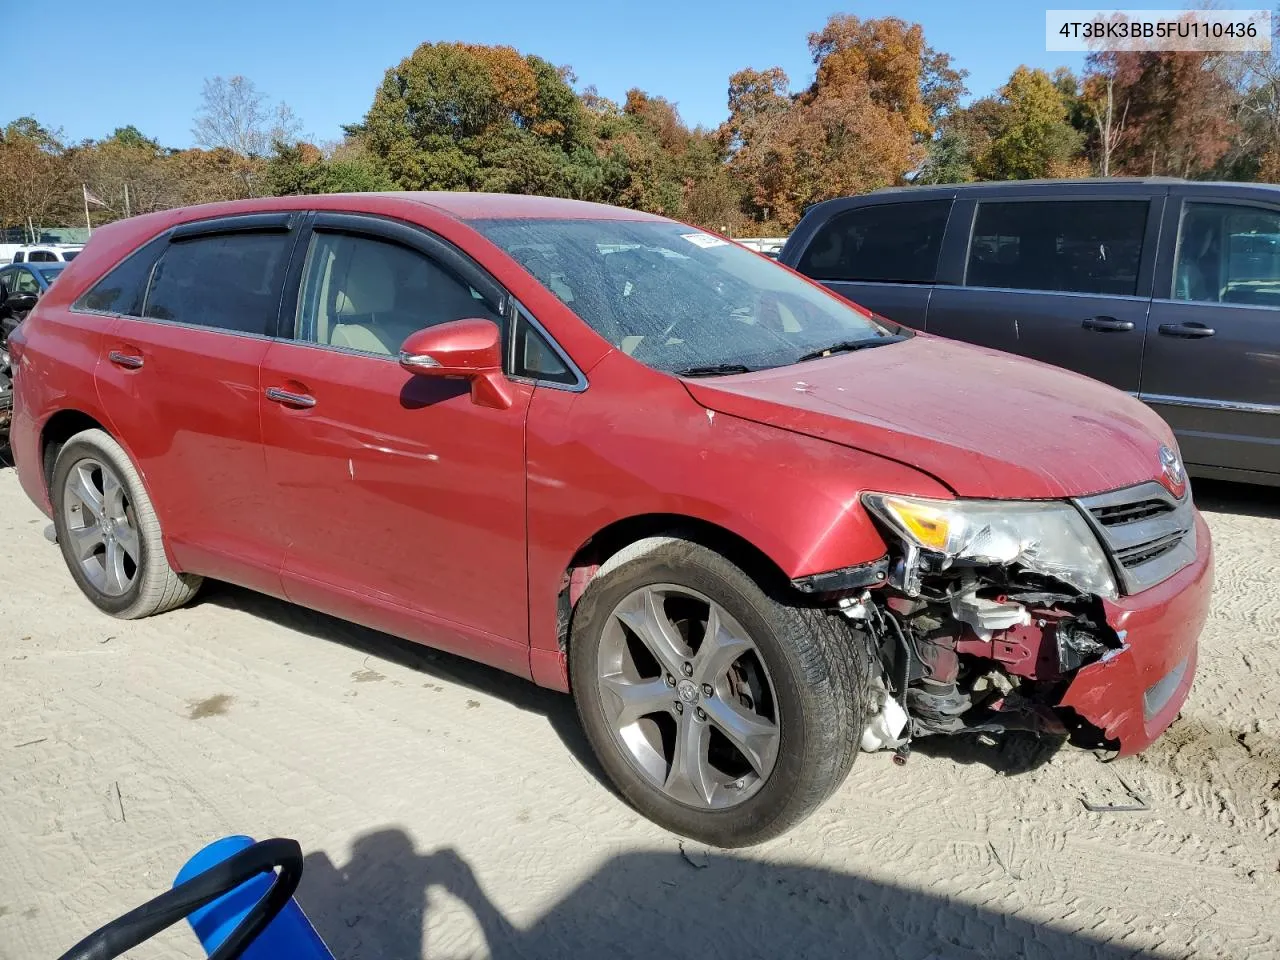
[[862, 493, 1117, 600]]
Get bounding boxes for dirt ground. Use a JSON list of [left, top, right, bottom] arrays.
[[1, 466, 1278, 960]]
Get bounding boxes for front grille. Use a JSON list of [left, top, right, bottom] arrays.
[[1076, 481, 1196, 595]]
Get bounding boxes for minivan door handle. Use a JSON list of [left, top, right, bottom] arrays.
[[107, 350, 144, 369], [264, 386, 316, 409], [1081, 316, 1135, 333], [1158, 322, 1216, 339]]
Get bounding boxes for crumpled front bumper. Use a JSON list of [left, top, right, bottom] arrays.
[[1059, 511, 1213, 756]]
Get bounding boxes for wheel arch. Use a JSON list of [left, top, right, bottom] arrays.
[[41, 408, 110, 496], [555, 513, 799, 656]]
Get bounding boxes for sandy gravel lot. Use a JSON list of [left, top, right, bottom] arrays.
[[1, 465, 1278, 960]]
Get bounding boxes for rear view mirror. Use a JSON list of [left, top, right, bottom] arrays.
[[398, 318, 512, 409]]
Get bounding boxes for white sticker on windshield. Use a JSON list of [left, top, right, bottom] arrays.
[[680, 232, 729, 249]]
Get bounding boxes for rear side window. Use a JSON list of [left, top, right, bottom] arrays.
[[75, 236, 168, 316], [796, 200, 952, 284], [966, 200, 1148, 296], [143, 232, 292, 335], [28, 251, 56, 262]]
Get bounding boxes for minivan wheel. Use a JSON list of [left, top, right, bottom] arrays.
[[51, 429, 202, 618], [570, 537, 869, 847]]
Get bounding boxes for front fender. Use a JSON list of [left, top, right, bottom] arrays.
[[524, 354, 948, 689]]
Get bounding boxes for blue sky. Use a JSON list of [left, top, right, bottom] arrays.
[[8, 1, 1217, 148]]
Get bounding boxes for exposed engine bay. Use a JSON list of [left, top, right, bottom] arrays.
[[837, 546, 1125, 759]]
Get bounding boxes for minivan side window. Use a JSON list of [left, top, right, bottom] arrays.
[[1174, 202, 1280, 308], [13, 252, 24, 263], [28, 251, 56, 262], [966, 200, 1148, 296], [75, 237, 167, 316], [294, 231, 503, 356], [796, 200, 952, 284], [143, 231, 292, 335]]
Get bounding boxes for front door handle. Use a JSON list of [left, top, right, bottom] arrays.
[[264, 386, 316, 409], [1081, 316, 1135, 332], [1158, 322, 1216, 339], [108, 350, 144, 369]]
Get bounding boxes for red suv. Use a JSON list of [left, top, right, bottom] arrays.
[[7, 193, 1213, 846]]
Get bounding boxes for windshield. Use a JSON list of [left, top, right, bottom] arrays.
[[36, 265, 64, 283], [471, 218, 894, 374]]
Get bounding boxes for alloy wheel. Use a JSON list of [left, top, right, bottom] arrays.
[[596, 583, 781, 809], [61, 457, 140, 597]]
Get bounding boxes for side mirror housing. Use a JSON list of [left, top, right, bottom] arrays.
[[398, 318, 512, 409]]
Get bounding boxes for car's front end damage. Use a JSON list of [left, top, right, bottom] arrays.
[[803, 478, 1213, 759]]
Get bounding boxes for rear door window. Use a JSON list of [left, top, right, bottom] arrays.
[[143, 232, 292, 335], [796, 200, 952, 284], [966, 200, 1148, 296]]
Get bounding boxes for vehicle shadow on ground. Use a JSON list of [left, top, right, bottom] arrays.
[[296, 826, 1151, 960], [911, 730, 1066, 775], [1192, 478, 1280, 519], [194, 582, 610, 790]]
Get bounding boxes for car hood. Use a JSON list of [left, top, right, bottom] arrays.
[[681, 335, 1176, 500]]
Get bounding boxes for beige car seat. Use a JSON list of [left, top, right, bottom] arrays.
[[330, 244, 399, 355]]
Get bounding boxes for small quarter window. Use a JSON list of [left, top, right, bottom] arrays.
[[74, 236, 167, 316], [512, 314, 575, 384]]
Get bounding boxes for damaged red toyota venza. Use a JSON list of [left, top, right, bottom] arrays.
[[7, 193, 1213, 847]]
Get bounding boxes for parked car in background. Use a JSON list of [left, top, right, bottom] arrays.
[[782, 178, 1280, 487], [7, 193, 1211, 846], [8, 243, 84, 264], [0, 262, 64, 330]]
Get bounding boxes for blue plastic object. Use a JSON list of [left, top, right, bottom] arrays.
[[174, 835, 335, 960]]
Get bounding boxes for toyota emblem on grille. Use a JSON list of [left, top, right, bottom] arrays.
[[1158, 444, 1185, 495]]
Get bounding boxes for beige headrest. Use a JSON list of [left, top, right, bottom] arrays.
[[335, 244, 396, 315]]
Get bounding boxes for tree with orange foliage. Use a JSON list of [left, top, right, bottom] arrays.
[[721, 15, 964, 229]]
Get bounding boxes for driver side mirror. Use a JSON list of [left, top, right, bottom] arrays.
[[398, 318, 512, 410]]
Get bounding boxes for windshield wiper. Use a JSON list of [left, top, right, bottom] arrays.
[[795, 335, 905, 363], [674, 363, 753, 378]]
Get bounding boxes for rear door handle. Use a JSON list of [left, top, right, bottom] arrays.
[[264, 386, 316, 409], [107, 350, 144, 369], [1158, 322, 1216, 339], [1081, 316, 1135, 332]]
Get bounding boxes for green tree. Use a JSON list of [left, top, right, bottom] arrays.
[[976, 66, 1085, 180]]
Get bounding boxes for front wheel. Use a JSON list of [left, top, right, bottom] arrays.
[[570, 537, 870, 847]]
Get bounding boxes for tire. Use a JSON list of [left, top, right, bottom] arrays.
[[570, 536, 870, 847], [51, 428, 202, 618]]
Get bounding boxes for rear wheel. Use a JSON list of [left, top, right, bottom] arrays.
[[51, 429, 201, 618], [570, 537, 869, 847]]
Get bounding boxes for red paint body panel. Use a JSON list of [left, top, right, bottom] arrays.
[[685, 334, 1181, 500], [1060, 512, 1214, 755], [523, 351, 952, 683], [96, 317, 284, 595], [259, 341, 534, 678]]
